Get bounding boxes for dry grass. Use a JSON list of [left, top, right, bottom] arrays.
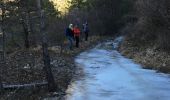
[[120, 38, 170, 74]]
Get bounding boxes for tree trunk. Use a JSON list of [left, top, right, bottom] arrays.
[[37, 0, 56, 92], [1, 3, 6, 62], [0, 76, 3, 91], [0, 2, 5, 91], [25, 12, 31, 48], [21, 11, 32, 49], [18, 1, 31, 48]]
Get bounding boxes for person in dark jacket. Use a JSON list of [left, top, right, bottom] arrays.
[[83, 22, 89, 41], [65, 24, 74, 50], [73, 25, 81, 48]]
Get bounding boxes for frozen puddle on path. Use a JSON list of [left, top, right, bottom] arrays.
[[65, 38, 170, 100]]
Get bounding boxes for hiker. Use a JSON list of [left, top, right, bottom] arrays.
[[73, 25, 81, 48], [65, 24, 74, 50], [83, 22, 89, 41]]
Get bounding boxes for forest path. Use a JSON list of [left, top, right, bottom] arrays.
[[65, 37, 170, 100]]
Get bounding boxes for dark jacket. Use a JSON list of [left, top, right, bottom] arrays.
[[83, 24, 89, 33], [65, 28, 74, 37]]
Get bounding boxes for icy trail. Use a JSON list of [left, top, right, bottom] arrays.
[[65, 37, 170, 100]]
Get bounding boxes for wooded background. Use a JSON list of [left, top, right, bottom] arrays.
[[0, 0, 170, 94], [0, 0, 170, 99], [1, 0, 169, 52]]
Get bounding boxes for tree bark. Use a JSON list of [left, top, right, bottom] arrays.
[[22, 13, 31, 49], [0, 76, 3, 91], [0, 1, 5, 91], [1, 2, 6, 62], [37, 0, 56, 92], [18, 1, 31, 48]]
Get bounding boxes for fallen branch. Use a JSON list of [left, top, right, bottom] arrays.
[[2, 82, 48, 90]]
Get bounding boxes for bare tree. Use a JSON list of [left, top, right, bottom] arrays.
[[37, 0, 56, 92], [17, 1, 33, 49], [20, 12, 31, 48], [0, 0, 5, 91], [0, 1, 6, 62], [0, 78, 2, 91]]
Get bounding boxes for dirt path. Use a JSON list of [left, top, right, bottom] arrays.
[[65, 37, 170, 100]]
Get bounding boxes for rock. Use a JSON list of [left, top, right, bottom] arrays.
[[24, 64, 30, 69], [32, 45, 42, 51]]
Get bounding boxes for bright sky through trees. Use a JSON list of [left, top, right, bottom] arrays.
[[50, 0, 72, 14]]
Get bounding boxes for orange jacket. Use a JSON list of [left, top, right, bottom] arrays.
[[73, 27, 80, 37]]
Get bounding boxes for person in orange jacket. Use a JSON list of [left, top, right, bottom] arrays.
[[73, 25, 81, 48]]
